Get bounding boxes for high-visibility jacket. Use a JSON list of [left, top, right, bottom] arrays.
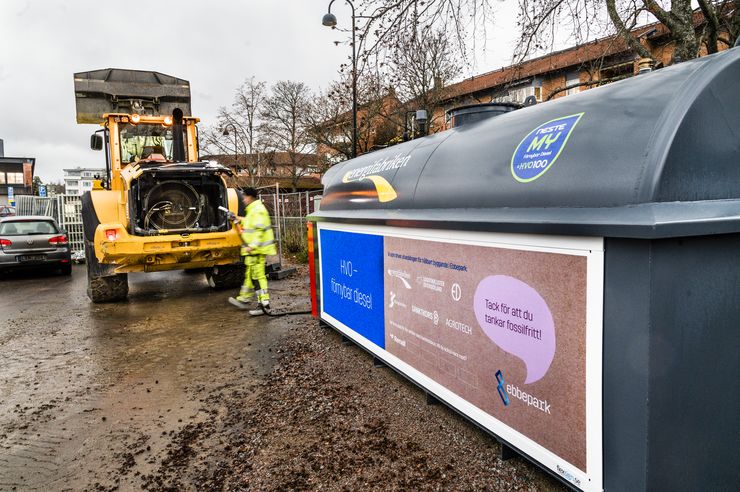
[[238, 199, 277, 256]]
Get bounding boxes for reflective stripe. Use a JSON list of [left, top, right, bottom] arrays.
[[254, 223, 266, 230], [242, 228, 255, 233], [258, 240, 275, 247]]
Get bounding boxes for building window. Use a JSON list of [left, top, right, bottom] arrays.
[[566, 71, 581, 95], [600, 62, 634, 80], [6, 173, 23, 184], [493, 84, 542, 104], [0, 174, 5, 184]]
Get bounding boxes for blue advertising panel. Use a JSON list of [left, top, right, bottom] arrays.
[[319, 229, 385, 348]]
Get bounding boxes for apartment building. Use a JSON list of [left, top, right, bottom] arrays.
[[63, 167, 106, 196]]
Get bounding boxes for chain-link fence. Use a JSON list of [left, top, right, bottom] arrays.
[[15, 195, 85, 257]]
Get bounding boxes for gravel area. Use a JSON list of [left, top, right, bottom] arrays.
[[142, 315, 566, 491]]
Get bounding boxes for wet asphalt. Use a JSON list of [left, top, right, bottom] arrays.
[[0, 265, 292, 490]]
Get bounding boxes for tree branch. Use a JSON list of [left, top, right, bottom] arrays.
[[607, 0, 654, 60]]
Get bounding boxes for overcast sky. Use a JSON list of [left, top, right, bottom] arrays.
[[0, 0, 518, 182]]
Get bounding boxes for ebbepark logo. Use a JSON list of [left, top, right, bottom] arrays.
[[511, 113, 584, 182], [495, 370, 551, 414], [495, 370, 510, 406], [342, 153, 411, 202], [506, 383, 552, 414]]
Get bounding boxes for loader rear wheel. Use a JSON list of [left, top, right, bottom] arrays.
[[88, 273, 129, 303], [205, 263, 244, 290], [85, 241, 128, 303]]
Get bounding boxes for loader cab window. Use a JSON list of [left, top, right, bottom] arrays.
[[119, 123, 188, 164]]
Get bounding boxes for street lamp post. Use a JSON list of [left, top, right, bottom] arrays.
[[322, 0, 358, 159], [221, 123, 240, 175]]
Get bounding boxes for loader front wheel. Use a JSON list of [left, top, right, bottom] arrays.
[[85, 241, 128, 303], [205, 264, 244, 290]]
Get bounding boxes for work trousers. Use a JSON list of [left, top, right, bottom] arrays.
[[237, 254, 269, 303]]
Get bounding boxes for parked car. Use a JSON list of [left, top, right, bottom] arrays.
[[0, 205, 16, 217], [0, 216, 72, 275]]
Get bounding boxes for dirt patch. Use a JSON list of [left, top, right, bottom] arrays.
[[144, 320, 566, 491]]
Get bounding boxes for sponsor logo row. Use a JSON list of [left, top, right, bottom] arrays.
[[387, 269, 462, 302]]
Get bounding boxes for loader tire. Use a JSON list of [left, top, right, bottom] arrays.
[[85, 241, 128, 303], [81, 191, 99, 243], [205, 263, 245, 290]]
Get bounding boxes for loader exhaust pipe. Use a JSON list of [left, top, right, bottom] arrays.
[[172, 108, 185, 162]]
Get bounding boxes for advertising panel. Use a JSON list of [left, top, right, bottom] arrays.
[[319, 229, 385, 348], [318, 224, 603, 491]]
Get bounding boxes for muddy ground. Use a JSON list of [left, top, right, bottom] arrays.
[[0, 264, 565, 491]]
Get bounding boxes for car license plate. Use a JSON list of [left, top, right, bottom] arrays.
[[18, 254, 45, 262]]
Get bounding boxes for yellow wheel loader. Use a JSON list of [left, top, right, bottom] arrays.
[[74, 69, 244, 302]]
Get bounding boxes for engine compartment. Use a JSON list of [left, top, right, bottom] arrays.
[[129, 169, 231, 235]]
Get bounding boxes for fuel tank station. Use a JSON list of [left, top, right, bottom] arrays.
[[308, 46, 739, 491]]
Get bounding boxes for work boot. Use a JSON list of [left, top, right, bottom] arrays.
[[249, 301, 270, 316], [228, 297, 252, 310]]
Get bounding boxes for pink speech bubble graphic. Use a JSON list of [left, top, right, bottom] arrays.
[[473, 275, 556, 384]]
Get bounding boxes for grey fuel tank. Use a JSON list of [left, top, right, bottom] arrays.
[[316, 47, 740, 239]]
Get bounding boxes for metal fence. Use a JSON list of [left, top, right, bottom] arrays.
[[15, 195, 85, 256], [258, 188, 322, 261], [13, 189, 322, 263]]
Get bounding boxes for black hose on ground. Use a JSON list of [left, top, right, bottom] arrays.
[[261, 305, 312, 318], [217, 207, 310, 318]]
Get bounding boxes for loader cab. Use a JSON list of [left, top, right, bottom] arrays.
[[117, 118, 188, 164], [89, 112, 201, 191]]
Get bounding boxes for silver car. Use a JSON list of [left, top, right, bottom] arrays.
[[0, 216, 72, 275]]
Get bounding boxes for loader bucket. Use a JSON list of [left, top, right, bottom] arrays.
[[74, 68, 191, 124]]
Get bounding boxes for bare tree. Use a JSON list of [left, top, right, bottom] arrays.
[[260, 81, 316, 192], [200, 76, 267, 185], [356, 0, 738, 67], [233, 77, 266, 157], [306, 70, 403, 163], [389, 28, 462, 133], [354, 0, 494, 65]]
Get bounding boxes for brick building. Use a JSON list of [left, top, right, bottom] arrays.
[[432, 10, 734, 125], [318, 7, 734, 160], [315, 89, 403, 164], [206, 152, 323, 191]]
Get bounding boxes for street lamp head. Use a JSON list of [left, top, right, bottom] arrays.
[[322, 12, 337, 27], [221, 127, 230, 136]]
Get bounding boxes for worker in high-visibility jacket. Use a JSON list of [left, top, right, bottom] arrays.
[[228, 187, 277, 315]]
